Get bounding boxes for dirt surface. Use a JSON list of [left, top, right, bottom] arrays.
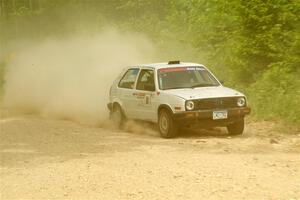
[[1, 109, 300, 200]]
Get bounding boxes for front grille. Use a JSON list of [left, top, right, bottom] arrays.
[[194, 97, 241, 110]]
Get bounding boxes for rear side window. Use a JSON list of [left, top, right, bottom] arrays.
[[118, 68, 140, 89]]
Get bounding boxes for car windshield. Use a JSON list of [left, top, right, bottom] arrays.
[[157, 67, 220, 90]]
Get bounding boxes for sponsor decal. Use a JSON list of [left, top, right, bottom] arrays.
[[159, 67, 205, 73]]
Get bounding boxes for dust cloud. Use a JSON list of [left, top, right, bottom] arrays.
[[3, 29, 155, 125]]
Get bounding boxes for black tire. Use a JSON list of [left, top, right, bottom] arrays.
[[158, 109, 177, 138], [227, 118, 244, 135], [110, 104, 124, 129]]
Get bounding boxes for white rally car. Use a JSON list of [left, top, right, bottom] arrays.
[[107, 61, 251, 138]]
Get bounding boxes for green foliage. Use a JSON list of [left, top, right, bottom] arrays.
[[236, 0, 300, 84], [0, 0, 299, 123], [247, 64, 300, 122]]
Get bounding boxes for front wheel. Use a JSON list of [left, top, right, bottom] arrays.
[[227, 118, 244, 135], [158, 109, 177, 138]]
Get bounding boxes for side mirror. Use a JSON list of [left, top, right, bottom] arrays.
[[220, 80, 225, 85]]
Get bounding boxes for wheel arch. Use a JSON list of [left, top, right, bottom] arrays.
[[112, 101, 122, 110], [158, 104, 174, 116], [111, 101, 127, 118]]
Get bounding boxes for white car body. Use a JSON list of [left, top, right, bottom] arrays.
[[108, 61, 250, 137]]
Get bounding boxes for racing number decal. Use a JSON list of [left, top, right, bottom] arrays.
[[136, 93, 152, 106]]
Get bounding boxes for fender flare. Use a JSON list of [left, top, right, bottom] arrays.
[[158, 104, 174, 116]]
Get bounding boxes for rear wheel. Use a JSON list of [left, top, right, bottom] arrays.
[[110, 104, 124, 129], [158, 109, 177, 138], [227, 118, 244, 135]]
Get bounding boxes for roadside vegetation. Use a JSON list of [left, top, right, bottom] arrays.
[[0, 0, 299, 123]]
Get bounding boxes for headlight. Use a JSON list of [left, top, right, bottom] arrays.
[[237, 97, 246, 107], [185, 100, 195, 111]]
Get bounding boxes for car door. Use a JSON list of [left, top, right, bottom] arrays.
[[117, 68, 140, 118], [134, 68, 158, 121]]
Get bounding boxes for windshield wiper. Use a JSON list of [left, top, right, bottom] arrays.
[[163, 86, 191, 90], [191, 83, 217, 88], [163, 83, 217, 90]]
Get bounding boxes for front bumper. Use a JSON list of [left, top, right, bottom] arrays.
[[173, 107, 251, 127]]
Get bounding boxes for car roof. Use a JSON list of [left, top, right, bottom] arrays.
[[133, 62, 205, 70]]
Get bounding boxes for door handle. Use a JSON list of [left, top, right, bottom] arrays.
[[132, 92, 138, 96]]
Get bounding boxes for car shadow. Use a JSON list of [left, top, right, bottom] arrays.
[[176, 127, 231, 138], [125, 120, 239, 139]]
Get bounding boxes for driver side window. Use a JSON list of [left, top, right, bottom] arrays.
[[136, 69, 155, 91]]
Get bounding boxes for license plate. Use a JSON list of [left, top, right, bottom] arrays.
[[213, 110, 228, 120]]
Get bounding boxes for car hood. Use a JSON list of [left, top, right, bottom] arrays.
[[162, 86, 244, 100]]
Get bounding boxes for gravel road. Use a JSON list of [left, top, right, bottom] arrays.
[[1, 109, 300, 200]]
